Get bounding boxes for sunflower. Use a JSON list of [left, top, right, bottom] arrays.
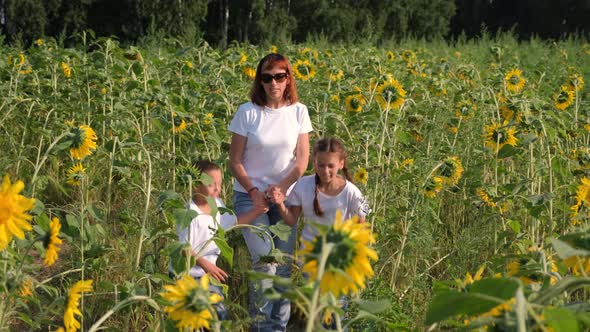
[[328, 69, 344, 82], [243, 66, 256, 80], [386, 51, 395, 61], [161, 274, 222, 331], [354, 168, 368, 185], [299, 47, 319, 60], [299, 210, 378, 297], [563, 256, 590, 276], [64, 280, 93, 332], [43, 217, 62, 266], [504, 69, 525, 93], [19, 277, 34, 297], [184, 61, 193, 69], [293, 59, 316, 81], [345, 94, 365, 113], [570, 148, 590, 170], [36, 39, 44, 46], [67, 163, 86, 186], [457, 265, 485, 289], [476, 188, 497, 209], [455, 100, 477, 120], [0, 176, 36, 251], [400, 158, 414, 169], [437, 156, 464, 186], [172, 115, 187, 134], [61, 62, 71, 78], [375, 78, 406, 111], [570, 177, 590, 221], [203, 113, 214, 125], [401, 50, 416, 63], [484, 121, 518, 152], [270, 45, 278, 53], [566, 73, 584, 92], [69, 125, 97, 160], [424, 176, 444, 198], [554, 85, 574, 111], [238, 53, 248, 65]]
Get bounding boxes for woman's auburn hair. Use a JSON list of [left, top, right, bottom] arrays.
[[250, 53, 299, 107]]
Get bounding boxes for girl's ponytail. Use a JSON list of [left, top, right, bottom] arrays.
[[313, 173, 324, 217]]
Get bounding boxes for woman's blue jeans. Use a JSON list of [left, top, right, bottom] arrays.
[[233, 191, 296, 332]]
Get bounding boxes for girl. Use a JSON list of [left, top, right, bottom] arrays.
[[270, 137, 369, 248], [269, 137, 369, 328]]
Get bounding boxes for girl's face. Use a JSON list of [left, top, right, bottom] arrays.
[[196, 169, 222, 199], [314, 152, 344, 184], [261, 65, 289, 105]]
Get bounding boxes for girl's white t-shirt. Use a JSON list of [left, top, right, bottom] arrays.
[[176, 198, 235, 278], [229, 101, 313, 193], [287, 175, 370, 243]]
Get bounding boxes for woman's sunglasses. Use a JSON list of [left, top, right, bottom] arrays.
[[260, 72, 289, 84]]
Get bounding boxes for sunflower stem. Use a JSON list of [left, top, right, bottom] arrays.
[[30, 131, 70, 195], [305, 242, 334, 332]]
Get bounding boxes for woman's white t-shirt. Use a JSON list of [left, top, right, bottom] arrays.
[[229, 101, 313, 193], [176, 198, 235, 278], [287, 175, 370, 243]]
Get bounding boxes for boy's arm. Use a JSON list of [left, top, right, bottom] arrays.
[[196, 257, 228, 283]]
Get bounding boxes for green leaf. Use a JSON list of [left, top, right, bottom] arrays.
[[507, 219, 521, 233], [545, 307, 579, 332], [214, 237, 233, 267], [65, 214, 80, 230], [268, 221, 292, 242], [551, 238, 590, 259], [173, 208, 198, 231], [425, 278, 519, 325], [206, 196, 218, 220], [157, 190, 183, 210], [199, 172, 213, 186], [497, 144, 518, 158], [355, 299, 392, 314], [87, 203, 105, 222], [168, 242, 190, 276]]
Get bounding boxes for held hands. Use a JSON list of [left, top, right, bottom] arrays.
[[266, 185, 286, 206]]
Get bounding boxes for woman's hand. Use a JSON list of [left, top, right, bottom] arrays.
[[249, 188, 269, 209]]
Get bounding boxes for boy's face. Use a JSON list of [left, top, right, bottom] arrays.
[[196, 169, 222, 199]]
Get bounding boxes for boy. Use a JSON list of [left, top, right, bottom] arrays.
[[175, 160, 268, 320]]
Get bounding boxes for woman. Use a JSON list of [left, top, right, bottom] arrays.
[[229, 53, 312, 332]]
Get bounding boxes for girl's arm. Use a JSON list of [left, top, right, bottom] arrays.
[[229, 133, 267, 205], [268, 188, 302, 226], [196, 257, 228, 282], [277, 203, 302, 226]]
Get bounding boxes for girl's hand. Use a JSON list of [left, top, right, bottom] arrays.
[[267, 186, 285, 205]]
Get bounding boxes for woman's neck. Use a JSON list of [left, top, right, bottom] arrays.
[[265, 98, 286, 109]]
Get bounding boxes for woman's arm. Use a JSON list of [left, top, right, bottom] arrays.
[[229, 133, 267, 205], [275, 133, 310, 194]]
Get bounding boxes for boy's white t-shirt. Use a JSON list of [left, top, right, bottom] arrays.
[[287, 175, 370, 243], [228, 101, 313, 193], [176, 198, 235, 278]]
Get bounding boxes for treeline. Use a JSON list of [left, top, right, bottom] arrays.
[[1, 0, 589, 47]]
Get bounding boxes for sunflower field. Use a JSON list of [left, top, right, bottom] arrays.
[[1, 33, 590, 331]]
